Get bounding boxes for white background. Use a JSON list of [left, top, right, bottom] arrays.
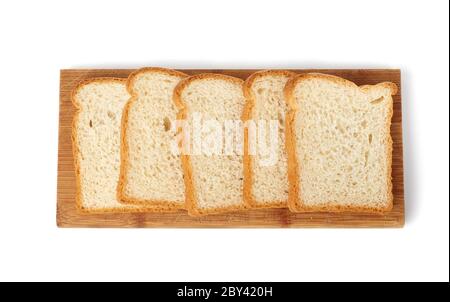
[[0, 0, 448, 282]]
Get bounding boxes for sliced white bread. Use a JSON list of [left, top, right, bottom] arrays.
[[242, 70, 297, 208], [72, 78, 157, 212], [118, 68, 187, 210], [284, 73, 397, 212], [173, 74, 247, 216]]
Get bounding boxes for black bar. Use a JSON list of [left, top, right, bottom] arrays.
[[0, 282, 448, 300]]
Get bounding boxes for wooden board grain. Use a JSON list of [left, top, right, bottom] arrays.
[[57, 69, 404, 227]]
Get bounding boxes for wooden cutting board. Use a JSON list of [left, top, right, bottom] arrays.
[[57, 69, 404, 227]]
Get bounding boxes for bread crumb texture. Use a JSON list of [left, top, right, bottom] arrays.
[[181, 76, 246, 211], [122, 70, 186, 204], [74, 80, 138, 210], [247, 72, 291, 205], [291, 75, 394, 210]]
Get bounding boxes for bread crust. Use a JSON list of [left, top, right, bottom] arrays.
[[242, 70, 297, 209], [173, 73, 248, 216], [117, 67, 188, 210], [284, 73, 397, 213], [72, 78, 180, 213]]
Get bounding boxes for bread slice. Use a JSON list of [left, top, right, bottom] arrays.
[[242, 70, 296, 208], [72, 78, 159, 212], [173, 74, 248, 216], [284, 73, 397, 212], [118, 68, 187, 209]]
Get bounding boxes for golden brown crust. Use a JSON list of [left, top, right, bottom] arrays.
[[126, 67, 188, 93], [284, 86, 301, 212], [284, 73, 397, 213], [173, 73, 244, 110], [117, 67, 188, 210], [72, 77, 127, 108], [242, 70, 297, 209], [72, 77, 181, 213], [77, 205, 181, 214], [173, 73, 248, 216]]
